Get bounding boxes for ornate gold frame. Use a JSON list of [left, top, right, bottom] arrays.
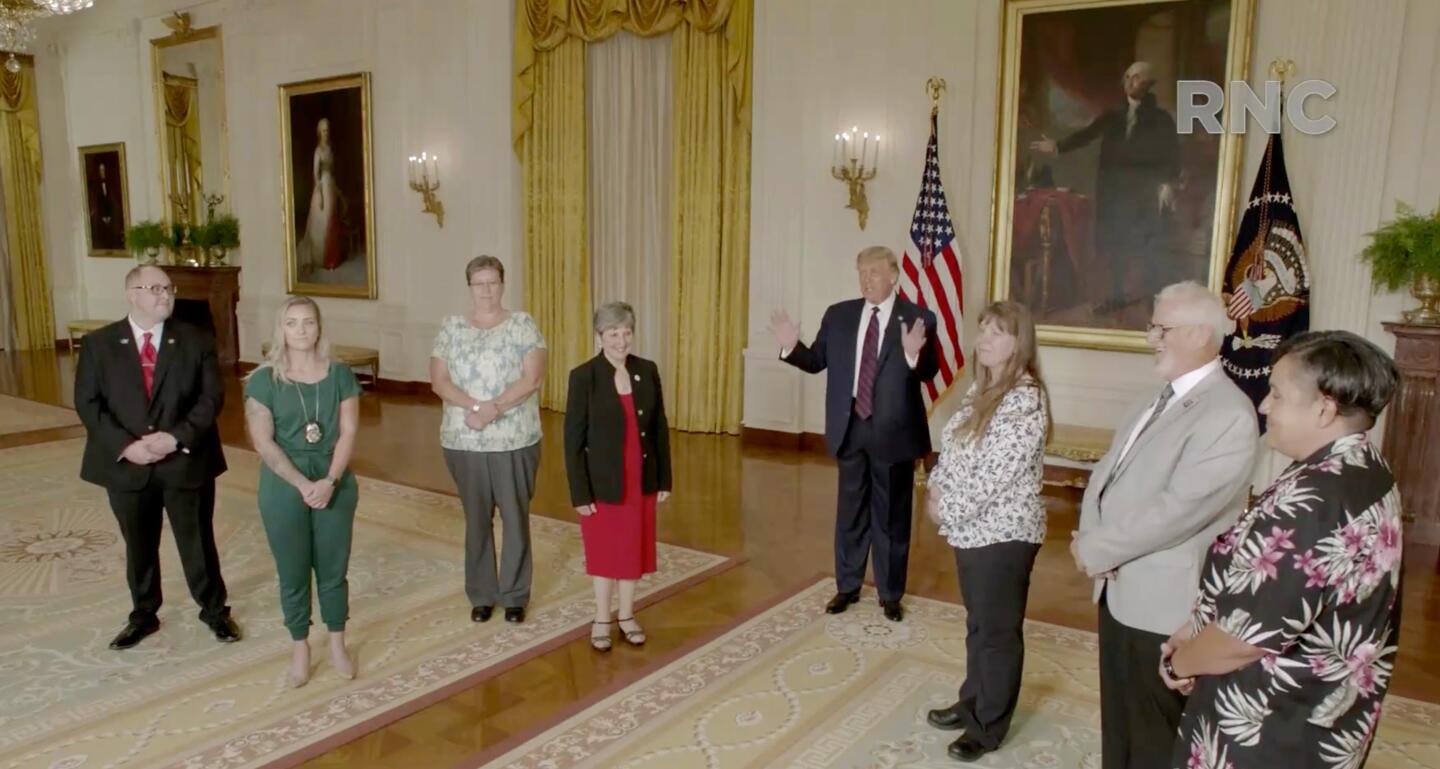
[[278, 72, 377, 299], [77, 142, 130, 257], [986, 0, 1256, 352], [149, 20, 230, 228]]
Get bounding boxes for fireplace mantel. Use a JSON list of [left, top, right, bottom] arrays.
[[167, 266, 240, 369]]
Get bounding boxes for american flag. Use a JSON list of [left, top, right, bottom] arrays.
[[899, 111, 964, 408]]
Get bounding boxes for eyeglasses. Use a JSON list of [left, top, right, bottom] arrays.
[[129, 284, 178, 296], [469, 281, 503, 289]]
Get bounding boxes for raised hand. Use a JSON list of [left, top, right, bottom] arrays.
[[901, 318, 927, 359], [769, 309, 800, 353]]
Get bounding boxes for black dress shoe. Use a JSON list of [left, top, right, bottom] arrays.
[[926, 704, 965, 731], [471, 606, 494, 623], [880, 600, 904, 622], [825, 591, 860, 614], [947, 733, 993, 762], [504, 607, 525, 623], [109, 621, 160, 650], [208, 616, 242, 643]]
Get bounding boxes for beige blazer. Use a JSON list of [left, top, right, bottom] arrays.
[[1076, 367, 1258, 636]]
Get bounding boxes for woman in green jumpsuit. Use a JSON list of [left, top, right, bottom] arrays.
[[244, 296, 361, 688]]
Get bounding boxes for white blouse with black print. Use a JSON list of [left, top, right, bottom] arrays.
[[929, 377, 1049, 549]]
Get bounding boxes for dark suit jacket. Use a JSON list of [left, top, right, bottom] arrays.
[[782, 296, 940, 462], [564, 354, 673, 507], [74, 319, 227, 491]]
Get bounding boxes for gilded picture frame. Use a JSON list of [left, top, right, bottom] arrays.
[[988, 0, 1255, 351], [279, 72, 377, 299], [78, 143, 131, 257]]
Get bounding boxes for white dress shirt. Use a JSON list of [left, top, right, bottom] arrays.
[[128, 316, 164, 348], [1116, 357, 1221, 462]]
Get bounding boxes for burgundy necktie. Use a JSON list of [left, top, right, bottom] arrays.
[[854, 308, 880, 418], [140, 331, 157, 398]]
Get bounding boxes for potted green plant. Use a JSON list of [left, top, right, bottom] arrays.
[[124, 220, 167, 265], [205, 214, 240, 266], [1361, 202, 1440, 325]]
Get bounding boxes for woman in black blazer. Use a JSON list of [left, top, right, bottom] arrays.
[[564, 302, 672, 652]]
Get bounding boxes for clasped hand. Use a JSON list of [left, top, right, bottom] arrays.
[[299, 477, 335, 510], [123, 432, 179, 465], [465, 401, 500, 430]]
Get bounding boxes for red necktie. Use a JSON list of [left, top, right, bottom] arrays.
[[854, 308, 880, 419], [140, 331, 157, 398]]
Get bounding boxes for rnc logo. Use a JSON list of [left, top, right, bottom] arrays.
[[1177, 80, 1337, 135]]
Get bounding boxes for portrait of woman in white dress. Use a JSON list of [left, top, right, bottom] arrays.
[[299, 118, 346, 274], [281, 72, 376, 299]]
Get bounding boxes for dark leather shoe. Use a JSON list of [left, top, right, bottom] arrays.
[[208, 616, 242, 643], [471, 606, 493, 623], [504, 607, 525, 623], [825, 591, 860, 614], [927, 704, 965, 731], [881, 600, 904, 622], [109, 621, 159, 650], [947, 734, 992, 762]]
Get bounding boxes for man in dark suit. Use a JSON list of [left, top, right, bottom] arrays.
[[770, 246, 939, 621], [1031, 60, 1181, 308], [75, 265, 240, 650]]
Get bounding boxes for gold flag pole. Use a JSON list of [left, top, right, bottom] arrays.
[[916, 76, 947, 491]]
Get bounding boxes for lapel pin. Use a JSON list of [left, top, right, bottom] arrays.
[[168, 338, 176, 345], [633, 374, 640, 381], [120, 338, 130, 345]]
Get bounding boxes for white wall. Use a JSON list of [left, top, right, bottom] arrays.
[[743, 0, 1440, 444], [34, 0, 523, 381]]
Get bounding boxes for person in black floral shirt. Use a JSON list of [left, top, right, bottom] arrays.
[[924, 301, 1052, 762], [1161, 330, 1402, 769]]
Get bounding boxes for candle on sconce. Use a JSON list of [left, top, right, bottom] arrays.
[[428, 154, 439, 185], [861, 132, 870, 168], [841, 132, 851, 163], [871, 135, 881, 170], [832, 133, 841, 170]]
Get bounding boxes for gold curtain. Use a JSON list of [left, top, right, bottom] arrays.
[[162, 73, 203, 224], [521, 36, 590, 412], [0, 58, 54, 351], [514, 0, 752, 432]]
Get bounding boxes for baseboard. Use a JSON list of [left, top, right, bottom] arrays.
[[237, 360, 436, 398]]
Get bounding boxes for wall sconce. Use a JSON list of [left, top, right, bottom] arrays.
[[407, 152, 444, 228], [831, 126, 879, 229]]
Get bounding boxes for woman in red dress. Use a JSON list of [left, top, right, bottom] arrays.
[[563, 302, 672, 651]]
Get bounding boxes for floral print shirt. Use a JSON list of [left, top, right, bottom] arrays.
[[431, 313, 546, 453], [1174, 434, 1402, 769], [929, 378, 1049, 549]]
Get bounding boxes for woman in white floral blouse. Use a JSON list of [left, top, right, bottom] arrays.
[[1161, 331, 1401, 769], [923, 300, 1052, 762], [430, 256, 547, 625]]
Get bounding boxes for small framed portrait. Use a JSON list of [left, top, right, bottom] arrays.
[[78, 143, 131, 257]]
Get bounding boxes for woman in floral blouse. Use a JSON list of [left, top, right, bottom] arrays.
[[924, 300, 1052, 762], [430, 256, 547, 625], [1162, 330, 1401, 769]]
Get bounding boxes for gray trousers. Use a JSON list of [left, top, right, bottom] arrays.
[[443, 443, 541, 608]]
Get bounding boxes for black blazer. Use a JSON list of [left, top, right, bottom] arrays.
[[783, 296, 940, 462], [563, 354, 672, 507], [74, 319, 227, 491]]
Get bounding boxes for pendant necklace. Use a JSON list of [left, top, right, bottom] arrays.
[[295, 377, 323, 444]]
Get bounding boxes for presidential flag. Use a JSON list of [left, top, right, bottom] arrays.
[[898, 111, 964, 408], [1221, 131, 1310, 427]]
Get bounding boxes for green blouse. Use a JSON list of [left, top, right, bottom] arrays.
[[244, 362, 361, 455]]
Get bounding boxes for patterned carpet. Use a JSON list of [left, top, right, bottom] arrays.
[[0, 439, 733, 769], [0, 394, 79, 436], [474, 578, 1440, 769]]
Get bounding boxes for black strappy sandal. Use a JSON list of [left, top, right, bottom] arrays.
[[617, 616, 646, 647], [590, 621, 613, 652]]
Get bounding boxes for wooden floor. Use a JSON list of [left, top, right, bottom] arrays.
[[3, 347, 1437, 768]]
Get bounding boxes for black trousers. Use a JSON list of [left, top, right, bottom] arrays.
[[834, 412, 914, 601], [1098, 593, 1187, 769], [951, 540, 1041, 749], [107, 476, 229, 626]]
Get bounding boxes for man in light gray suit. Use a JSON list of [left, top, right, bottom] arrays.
[[1072, 281, 1258, 769]]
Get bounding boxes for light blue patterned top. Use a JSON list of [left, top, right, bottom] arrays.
[[431, 312, 546, 452]]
